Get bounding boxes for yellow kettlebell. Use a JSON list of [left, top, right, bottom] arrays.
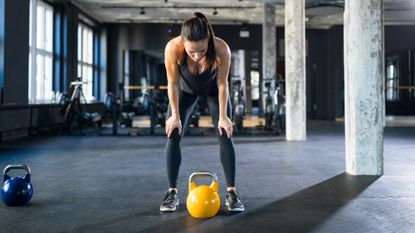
[[186, 171, 220, 218]]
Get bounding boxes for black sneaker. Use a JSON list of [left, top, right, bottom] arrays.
[[160, 190, 179, 212], [225, 190, 245, 212]]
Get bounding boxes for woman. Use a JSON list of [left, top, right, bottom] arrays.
[[160, 12, 244, 212]]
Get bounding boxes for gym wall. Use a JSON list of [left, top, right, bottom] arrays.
[[2, 0, 29, 105], [0, 0, 3, 104]]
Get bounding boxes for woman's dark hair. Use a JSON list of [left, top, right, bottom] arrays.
[[181, 12, 216, 70]]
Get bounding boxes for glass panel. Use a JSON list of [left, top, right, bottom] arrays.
[[387, 79, 394, 89], [45, 5, 53, 52], [78, 25, 82, 62], [83, 27, 88, 62], [78, 63, 82, 79], [31, 1, 54, 103], [29, 0, 33, 47], [77, 23, 95, 100], [88, 66, 93, 84], [44, 55, 53, 100], [82, 64, 88, 83], [87, 66, 93, 100], [84, 27, 88, 62], [36, 54, 45, 100], [82, 64, 88, 100], [123, 51, 129, 100], [124, 51, 129, 73], [28, 51, 33, 101], [87, 30, 93, 64], [36, 3, 44, 49], [410, 50, 415, 98], [250, 70, 260, 100], [385, 56, 399, 102]]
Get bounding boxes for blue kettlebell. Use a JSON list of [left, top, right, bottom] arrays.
[[1, 164, 33, 206]]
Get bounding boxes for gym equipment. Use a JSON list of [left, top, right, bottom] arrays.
[[102, 84, 136, 135], [150, 89, 168, 129], [232, 81, 245, 132], [60, 77, 88, 133], [132, 94, 150, 115], [186, 171, 220, 218], [183, 101, 201, 135], [264, 82, 274, 131], [189, 108, 200, 128], [273, 81, 286, 134], [104, 92, 119, 135], [1, 164, 33, 206], [58, 92, 70, 116], [59, 77, 102, 135], [264, 80, 286, 134], [106, 84, 168, 135], [116, 83, 135, 128], [124, 85, 167, 90]]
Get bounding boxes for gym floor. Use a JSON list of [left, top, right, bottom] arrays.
[[0, 121, 414, 233]]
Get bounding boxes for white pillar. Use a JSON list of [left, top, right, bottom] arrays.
[[262, 2, 276, 114], [344, 0, 384, 175], [285, 0, 306, 141]]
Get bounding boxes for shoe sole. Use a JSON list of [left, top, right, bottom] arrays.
[[160, 200, 179, 212], [225, 201, 245, 212]]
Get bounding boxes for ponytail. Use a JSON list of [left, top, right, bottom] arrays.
[[181, 12, 216, 70]]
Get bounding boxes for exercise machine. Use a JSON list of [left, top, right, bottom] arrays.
[[59, 77, 101, 135], [232, 81, 245, 132]]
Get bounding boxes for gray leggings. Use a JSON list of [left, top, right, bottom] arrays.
[[166, 90, 236, 188]]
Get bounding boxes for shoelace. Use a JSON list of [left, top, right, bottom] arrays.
[[227, 191, 239, 203], [164, 192, 177, 203]]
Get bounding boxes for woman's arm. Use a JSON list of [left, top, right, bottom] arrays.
[[215, 38, 232, 138], [164, 38, 183, 136]]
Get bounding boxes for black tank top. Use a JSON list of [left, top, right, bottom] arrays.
[[178, 51, 218, 96]]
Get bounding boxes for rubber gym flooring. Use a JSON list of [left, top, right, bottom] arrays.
[[0, 121, 414, 233]]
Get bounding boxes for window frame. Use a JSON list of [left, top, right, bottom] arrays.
[[385, 55, 399, 102], [77, 22, 94, 101], [28, 0, 54, 103]]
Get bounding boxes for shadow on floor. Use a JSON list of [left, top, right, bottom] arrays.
[[62, 204, 215, 233], [64, 173, 379, 233], [201, 172, 380, 233]]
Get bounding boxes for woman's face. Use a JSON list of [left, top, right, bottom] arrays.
[[183, 38, 208, 63]]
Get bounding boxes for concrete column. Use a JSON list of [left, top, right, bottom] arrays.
[[344, 0, 384, 175], [262, 2, 276, 114], [285, 0, 306, 141]]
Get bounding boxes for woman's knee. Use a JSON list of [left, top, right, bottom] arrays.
[[168, 128, 182, 141], [218, 133, 233, 144]]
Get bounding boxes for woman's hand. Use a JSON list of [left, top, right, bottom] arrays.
[[165, 115, 182, 137], [218, 117, 233, 138]]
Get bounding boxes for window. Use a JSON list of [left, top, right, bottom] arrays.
[[250, 70, 260, 100], [412, 50, 415, 98], [28, 0, 54, 103], [386, 56, 399, 101], [123, 50, 129, 101], [77, 23, 94, 101]]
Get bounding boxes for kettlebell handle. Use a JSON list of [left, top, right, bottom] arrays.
[[3, 164, 31, 176], [188, 171, 218, 183]]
